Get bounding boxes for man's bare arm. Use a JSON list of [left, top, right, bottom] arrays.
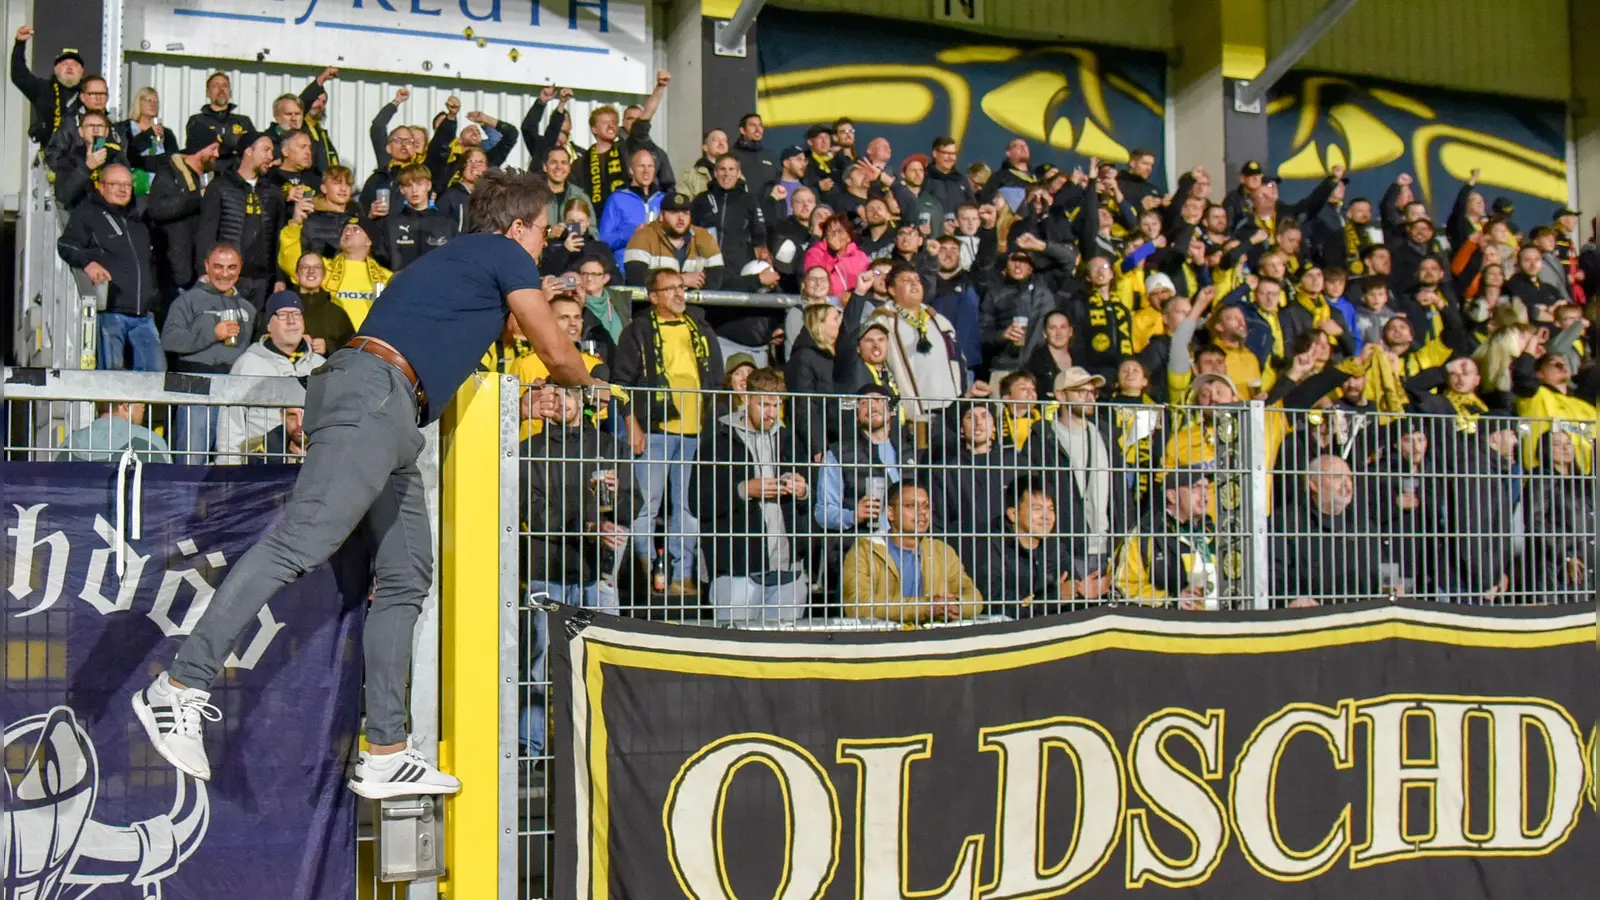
[[507, 288, 595, 386]]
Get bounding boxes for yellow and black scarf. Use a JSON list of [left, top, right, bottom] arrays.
[[586, 143, 624, 207], [649, 311, 710, 382]]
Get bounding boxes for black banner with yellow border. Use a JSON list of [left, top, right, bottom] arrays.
[[551, 602, 1600, 900]]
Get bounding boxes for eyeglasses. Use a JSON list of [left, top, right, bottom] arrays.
[[275, 310, 305, 321], [82, 90, 108, 98], [649, 285, 686, 296], [101, 181, 133, 189], [578, 270, 606, 278]]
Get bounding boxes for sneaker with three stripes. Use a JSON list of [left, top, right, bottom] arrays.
[[349, 745, 462, 799]]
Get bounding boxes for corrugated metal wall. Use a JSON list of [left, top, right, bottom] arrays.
[[123, 56, 651, 182], [770, 0, 1172, 50], [1267, 0, 1572, 101]]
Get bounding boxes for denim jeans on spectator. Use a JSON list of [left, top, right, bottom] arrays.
[[520, 580, 617, 757], [172, 404, 220, 464], [716, 337, 768, 369], [710, 572, 810, 625], [630, 433, 700, 581], [97, 312, 166, 372]]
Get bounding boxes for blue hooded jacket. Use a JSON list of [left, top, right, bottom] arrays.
[[598, 185, 663, 268]]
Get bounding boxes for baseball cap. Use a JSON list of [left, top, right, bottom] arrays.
[[1554, 206, 1579, 219], [861, 320, 892, 338], [725, 352, 757, 373], [856, 383, 894, 398], [1240, 160, 1264, 176], [901, 153, 930, 174], [1145, 272, 1177, 297], [805, 124, 830, 140], [1007, 250, 1033, 264], [265, 291, 304, 318], [1166, 461, 1215, 490], [1053, 366, 1106, 393], [661, 192, 693, 212], [780, 144, 806, 162], [54, 48, 84, 67], [1492, 197, 1515, 216]]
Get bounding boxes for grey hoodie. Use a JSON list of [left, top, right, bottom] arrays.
[[160, 281, 255, 372]]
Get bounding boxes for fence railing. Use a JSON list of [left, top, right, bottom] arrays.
[[11, 159, 103, 370], [501, 380, 1600, 897], [2, 366, 443, 900]]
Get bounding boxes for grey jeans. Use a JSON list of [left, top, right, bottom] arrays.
[[171, 349, 431, 746]]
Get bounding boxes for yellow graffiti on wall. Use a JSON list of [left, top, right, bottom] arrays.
[[756, 45, 1158, 163], [1270, 76, 1566, 205]]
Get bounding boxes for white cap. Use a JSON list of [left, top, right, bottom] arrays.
[[1145, 272, 1177, 297], [740, 259, 773, 276]]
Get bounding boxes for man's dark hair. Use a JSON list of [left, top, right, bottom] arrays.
[[280, 127, 310, 144], [646, 268, 683, 293], [1128, 147, 1155, 162], [1008, 478, 1053, 511], [739, 112, 760, 129], [1195, 344, 1228, 363], [885, 480, 923, 508], [931, 136, 956, 152], [833, 117, 854, 131], [206, 71, 229, 87], [1256, 276, 1284, 291], [999, 370, 1036, 397], [207, 242, 243, 262], [467, 168, 551, 234], [1529, 225, 1555, 242], [1323, 265, 1348, 282], [887, 260, 921, 287], [82, 74, 107, 89]]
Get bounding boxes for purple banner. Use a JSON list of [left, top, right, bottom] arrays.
[[1, 462, 362, 900]]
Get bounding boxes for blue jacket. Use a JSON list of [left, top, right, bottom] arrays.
[[1222, 285, 1280, 367], [931, 282, 982, 375], [598, 186, 662, 268], [1329, 293, 1363, 351]]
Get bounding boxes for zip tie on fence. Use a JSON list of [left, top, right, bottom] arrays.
[[114, 446, 144, 576]]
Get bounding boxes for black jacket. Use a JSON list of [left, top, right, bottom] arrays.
[[297, 79, 340, 173], [1505, 273, 1564, 320], [520, 422, 639, 585], [184, 104, 256, 158], [427, 115, 519, 196], [145, 154, 206, 294], [299, 288, 356, 350], [731, 137, 778, 192], [785, 328, 839, 461], [1269, 497, 1393, 603], [373, 204, 457, 272], [922, 165, 974, 224], [519, 97, 567, 168], [196, 166, 285, 281], [115, 120, 178, 171], [692, 181, 767, 272], [975, 529, 1090, 619], [263, 166, 322, 204], [11, 39, 81, 143], [45, 129, 128, 210], [691, 413, 812, 578], [57, 192, 159, 317], [611, 307, 725, 432], [979, 276, 1060, 374]]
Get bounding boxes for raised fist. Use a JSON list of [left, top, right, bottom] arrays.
[[445, 95, 461, 115], [655, 70, 672, 88], [394, 88, 411, 105], [16, 25, 33, 41]]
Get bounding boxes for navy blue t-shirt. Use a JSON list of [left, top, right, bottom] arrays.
[[357, 232, 541, 423]]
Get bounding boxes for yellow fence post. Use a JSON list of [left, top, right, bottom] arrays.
[[438, 372, 506, 898]]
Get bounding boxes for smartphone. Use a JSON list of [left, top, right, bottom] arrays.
[[565, 222, 580, 237], [92, 136, 106, 153], [561, 273, 579, 291]]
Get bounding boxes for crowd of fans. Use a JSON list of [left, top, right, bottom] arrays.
[[15, 25, 1600, 631]]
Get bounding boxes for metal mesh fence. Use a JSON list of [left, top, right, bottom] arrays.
[[507, 382, 1600, 898], [2, 368, 440, 900]]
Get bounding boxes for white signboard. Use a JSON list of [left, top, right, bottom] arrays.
[[124, 0, 652, 94]]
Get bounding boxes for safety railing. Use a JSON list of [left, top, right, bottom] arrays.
[[500, 380, 1600, 898], [12, 158, 103, 370], [2, 366, 443, 900]]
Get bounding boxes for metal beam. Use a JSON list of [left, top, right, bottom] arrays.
[[1235, 0, 1360, 111], [714, 0, 768, 56]]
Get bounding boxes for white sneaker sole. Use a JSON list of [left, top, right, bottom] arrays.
[[348, 778, 461, 800], [131, 691, 212, 781]]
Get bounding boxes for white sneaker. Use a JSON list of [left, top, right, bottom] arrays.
[[131, 672, 220, 781], [349, 745, 462, 799]]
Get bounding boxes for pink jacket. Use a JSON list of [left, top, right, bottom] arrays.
[[803, 241, 872, 298]]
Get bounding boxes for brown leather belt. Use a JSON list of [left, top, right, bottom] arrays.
[[346, 337, 428, 415]]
